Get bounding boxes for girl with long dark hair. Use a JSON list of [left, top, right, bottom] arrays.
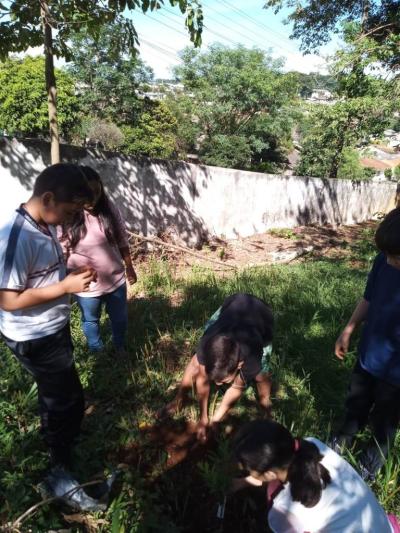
[[233, 420, 397, 532], [59, 166, 136, 354]]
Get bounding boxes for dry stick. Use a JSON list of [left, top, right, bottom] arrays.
[[128, 232, 237, 270], [4, 479, 105, 533]]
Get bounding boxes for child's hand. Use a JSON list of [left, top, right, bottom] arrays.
[[196, 419, 209, 442], [335, 329, 352, 360], [63, 268, 96, 293], [126, 265, 137, 285]]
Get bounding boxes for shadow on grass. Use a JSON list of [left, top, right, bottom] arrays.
[[1, 256, 373, 530]]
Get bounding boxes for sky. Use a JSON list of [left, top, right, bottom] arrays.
[[21, 0, 339, 77], [130, 0, 338, 79]]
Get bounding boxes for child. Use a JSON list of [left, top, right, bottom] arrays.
[[333, 208, 400, 480], [233, 419, 397, 532], [0, 164, 95, 471], [160, 293, 274, 441], [59, 166, 137, 354]]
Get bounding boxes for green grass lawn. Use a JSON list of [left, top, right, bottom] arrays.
[[1, 231, 399, 532]]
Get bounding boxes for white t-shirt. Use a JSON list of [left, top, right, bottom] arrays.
[[0, 207, 69, 341], [269, 438, 392, 533]]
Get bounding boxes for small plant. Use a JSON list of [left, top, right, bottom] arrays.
[[268, 227, 300, 240], [384, 168, 393, 180], [198, 438, 234, 500]]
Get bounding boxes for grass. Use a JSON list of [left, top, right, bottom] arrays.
[[1, 229, 399, 532]]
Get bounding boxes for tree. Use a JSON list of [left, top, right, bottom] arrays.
[[0, 1, 203, 162], [67, 23, 154, 125], [264, 0, 399, 72], [296, 95, 394, 178], [291, 72, 338, 98], [171, 44, 298, 170], [296, 23, 398, 179], [0, 56, 78, 139], [121, 100, 178, 159]]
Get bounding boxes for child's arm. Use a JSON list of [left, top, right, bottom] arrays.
[[211, 375, 246, 424], [195, 364, 211, 441], [335, 297, 370, 360], [0, 269, 95, 311], [211, 386, 244, 424], [119, 246, 137, 285], [109, 200, 137, 285]]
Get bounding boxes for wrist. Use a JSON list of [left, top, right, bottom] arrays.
[[59, 278, 68, 294]]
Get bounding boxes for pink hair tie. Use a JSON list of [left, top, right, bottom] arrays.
[[294, 438, 300, 452]]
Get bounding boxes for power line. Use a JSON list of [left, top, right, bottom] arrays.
[[162, 4, 298, 59], [156, 9, 240, 48], [136, 9, 189, 38], [138, 35, 184, 64], [218, 0, 292, 44], [200, 0, 294, 54]]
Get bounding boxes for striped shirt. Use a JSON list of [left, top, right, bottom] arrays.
[[0, 207, 69, 341]]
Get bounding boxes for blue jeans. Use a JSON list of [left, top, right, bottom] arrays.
[[76, 283, 128, 351]]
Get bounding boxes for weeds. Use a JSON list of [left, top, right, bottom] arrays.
[[1, 229, 398, 531]]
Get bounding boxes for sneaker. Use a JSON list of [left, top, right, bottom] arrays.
[[328, 436, 345, 455], [328, 434, 353, 456], [39, 466, 107, 512], [358, 462, 376, 483]]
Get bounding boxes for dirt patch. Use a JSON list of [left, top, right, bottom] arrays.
[[132, 220, 378, 273], [115, 417, 269, 532]]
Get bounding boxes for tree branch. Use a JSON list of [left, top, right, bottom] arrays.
[[128, 231, 237, 270], [2, 480, 105, 533]]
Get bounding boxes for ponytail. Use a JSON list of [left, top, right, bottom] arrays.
[[288, 439, 331, 508]]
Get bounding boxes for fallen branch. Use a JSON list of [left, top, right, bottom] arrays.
[[128, 232, 237, 270], [3, 479, 105, 533]]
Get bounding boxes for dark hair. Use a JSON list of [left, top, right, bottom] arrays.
[[233, 420, 331, 508], [33, 163, 93, 204], [375, 208, 400, 255], [203, 334, 240, 381], [60, 166, 120, 251]]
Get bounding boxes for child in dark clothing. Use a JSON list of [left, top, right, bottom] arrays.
[[160, 293, 274, 441], [0, 164, 95, 472], [333, 208, 400, 480]]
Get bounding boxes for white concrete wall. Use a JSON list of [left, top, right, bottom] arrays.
[[1, 138, 398, 243]]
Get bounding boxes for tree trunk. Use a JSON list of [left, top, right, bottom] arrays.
[[361, 0, 370, 32], [41, 1, 60, 164], [329, 135, 346, 179]]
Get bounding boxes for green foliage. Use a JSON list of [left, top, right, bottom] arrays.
[[0, 56, 79, 138], [121, 100, 178, 159], [295, 25, 399, 180], [172, 44, 298, 170], [198, 439, 233, 499], [384, 168, 393, 179], [85, 118, 125, 151], [337, 147, 370, 180], [264, 0, 399, 72], [199, 134, 252, 169], [268, 228, 300, 239], [4, 225, 400, 529], [394, 165, 400, 180], [164, 93, 201, 156], [67, 23, 153, 125], [292, 71, 338, 98], [0, 1, 203, 60], [297, 93, 395, 179]]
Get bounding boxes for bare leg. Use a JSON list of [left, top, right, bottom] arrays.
[[158, 355, 200, 418], [255, 372, 272, 414]]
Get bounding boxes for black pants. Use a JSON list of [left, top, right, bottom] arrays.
[[2, 324, 84, 466], [338, 359, 400, 474]]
